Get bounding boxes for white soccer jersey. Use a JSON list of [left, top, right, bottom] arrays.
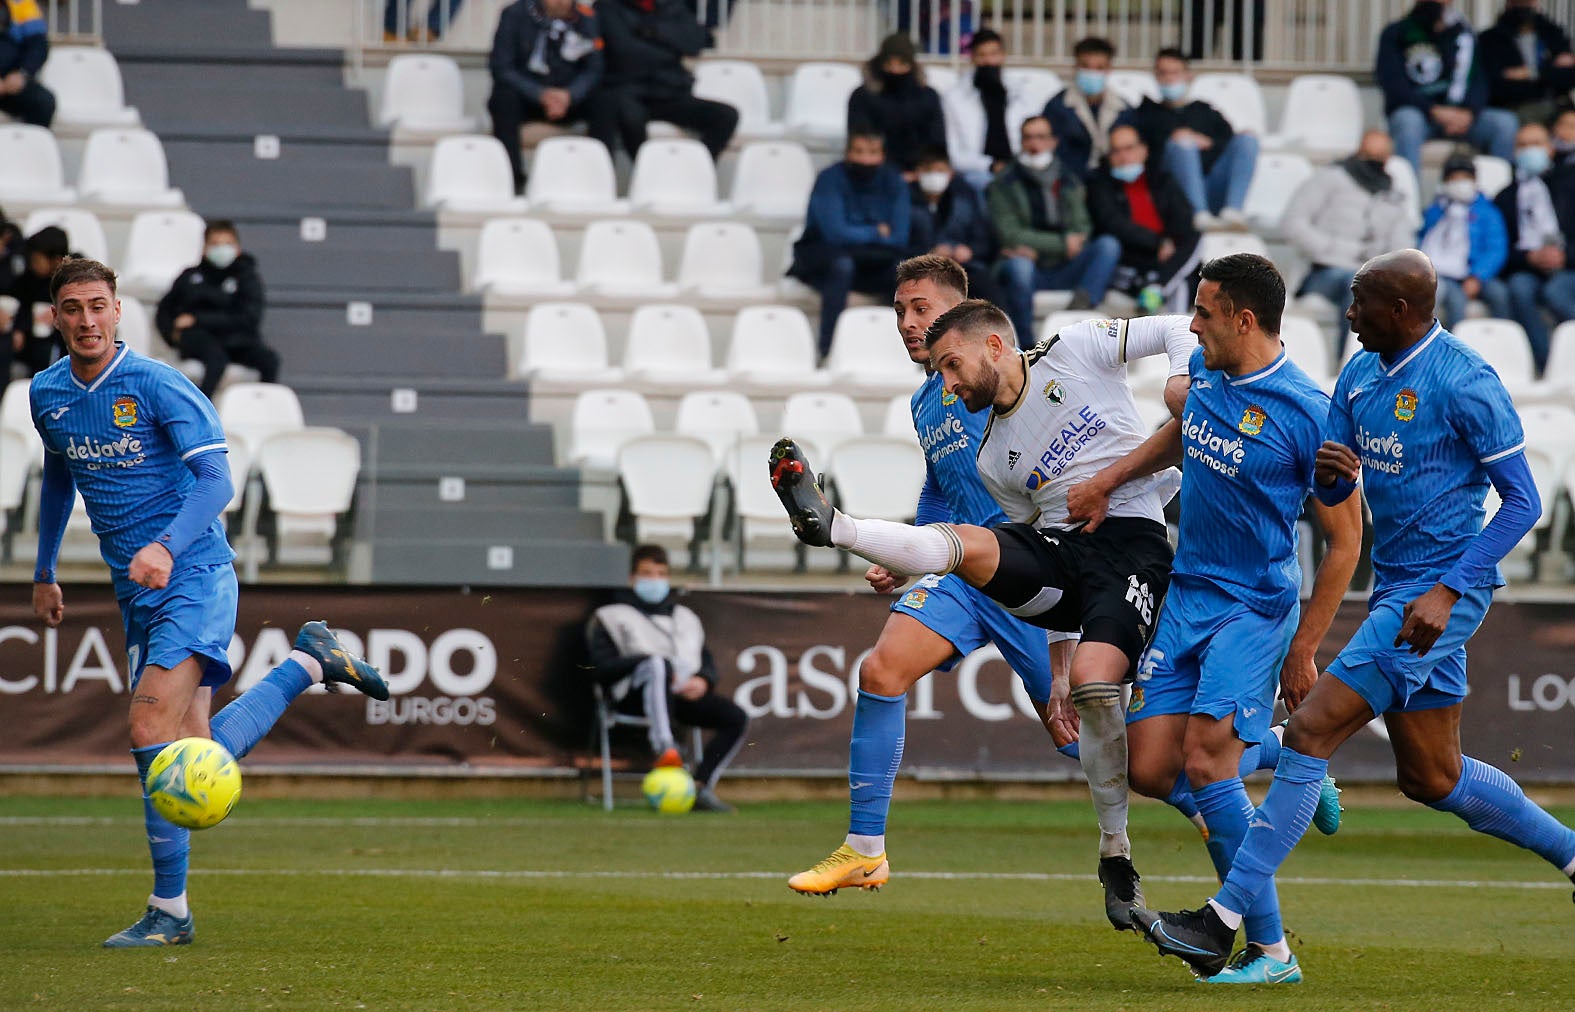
[[975, 314, 1195, 529]]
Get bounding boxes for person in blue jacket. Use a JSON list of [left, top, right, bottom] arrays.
[[906, 146, 998, 304], [0, 0, 53, 127], [1418, 152, 1509, 327]]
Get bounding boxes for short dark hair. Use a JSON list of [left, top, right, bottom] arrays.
[[1199, 253, 1285, 335], [925, 297, 1014, 348], [969, 28, 1003, 52], [50, 257, 118, 304], [1021, 114, 1052, 137], [913, 144, 950, 167], [846, 129, 885, 152], [630, 544, 669, 572], [26, 225, 68, 259], [896, 254, 968, 299], [1156, 46, 1189, 65], [204, 218, 239, 240], [1073, 36, 1115, 59]]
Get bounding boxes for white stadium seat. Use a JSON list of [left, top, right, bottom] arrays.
[[1473, 155, 1513, 198], [629, 138, 728, 216], [515, 301, 620, 385], [424, 135, 527, 213], [1198, 231, 1271, 262], [829, 436, 927, 521], [77, 128, 184, 208], [39, 46, 139, 128], [693, 60, 783, 138], [114, 295, 155, 357], [675, 390, 760, 464], [882, 393, 918, 441], [1107, 70, 1159, 106], [676, 222, 773, 300], [1386, 155, 1422, 225], [575, 220, 677, 298], [1519, 404, 1575, 476], [1278, 314, 1333, 385], [730, 140, 816, 219], [471, 218, 575, 297], [1, 378, 43, 468], [1004, 68, 1064, 111], [1545, 321, 1575, 389], [567, 389, 654, 470], [0, 125, 76, 205], [256, 427, 360, 565], [117, 209, 206, 299], [23, 208, 110, 264], [725, 305, 828, 390], [525, 136, 628, 214], [825, 306, 923, 394], [784, 62, 862, 140], [1243, 151, 1314, 233], [216, 382, 306, 461], [1189, 73, 1267, 135], [780, 391, 864, 457], [1453, 318, 1537, 390], [1267, 74, 1362, 156], [0, 426, 32, 535], [221, 429, 251, 514], [378, 53, 475, 133], [618, 434, 719, 544], [622, 304, 725, 386]]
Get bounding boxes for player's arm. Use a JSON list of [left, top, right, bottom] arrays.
[[129, 449, 234, 591], [31, 449, 74, 627], [1313, 371, 1360, 505], [1045, 631, 1081, 748], [1279, 493, 1363, 711], [1064, 417, 1182, 533]]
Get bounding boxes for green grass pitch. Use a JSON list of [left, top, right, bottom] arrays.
[[4, 794, 1574, 1010]]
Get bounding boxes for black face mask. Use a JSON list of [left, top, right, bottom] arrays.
[[1509, 8, 1537, 29], [1411, 1, 1444, 29], [973, 65, 1004, 91], [1363, 157, 1388, 173], [846, 161, 879, 182], [880, 68, 914, 91]]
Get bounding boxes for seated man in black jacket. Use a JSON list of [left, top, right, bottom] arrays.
[[585, 545, 749, 813], [155, 220, 279, 399], [1479, 0, 1575, 125], [1087, 125, 1202, 314], [487, 0, 605, 193], [908, 146, 998, 303], [0, 224, 66, 379], [591, 0, 738, 160]]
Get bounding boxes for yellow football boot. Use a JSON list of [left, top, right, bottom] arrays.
[[787, 844, 889, 895]]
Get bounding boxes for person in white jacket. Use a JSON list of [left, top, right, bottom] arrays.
[[941, 29, 1039, 190], [1282, 130, 1417, 346]]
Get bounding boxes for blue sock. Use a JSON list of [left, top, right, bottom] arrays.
[[1430, 756, 1575, 872], [1248, 729, 1281, 772], [1215, 746, 1327, 918], [848, 689, 905, 836], [210, 659, 313, 760], [133, 744, 190, 901], [1165, 772, 1201, 822], [1195, 777, 1285, 944]]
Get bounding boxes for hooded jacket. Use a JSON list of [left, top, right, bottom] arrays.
[[489, 0, 604, 105], [1420, 191, 1509, 281], [1376, 4, 1486, 115], [847, 62, 948, 172], [154, 252, 266, 344]]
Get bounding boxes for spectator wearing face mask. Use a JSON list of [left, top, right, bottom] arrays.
[[1041, 36, 1135, 182], [1086, 125, 1201, 315], [1554, 109, 1575, 168], [1418, 152, 1510, 328], [941, 28, 1040, 190], [155, 220, 280, 399], [0, 224, 67, 379], [907, 146, 998, 303], [987, 115, 1121, 346], [1479, 0, 1575, 126], [1485, 122, 1575, 372], [848, 32, 948, 174]]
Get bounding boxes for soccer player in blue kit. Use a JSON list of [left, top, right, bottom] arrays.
[[29, 258, 390, 947], [1069, 254, 1361, 982], [1134, 249, 1575, 977]]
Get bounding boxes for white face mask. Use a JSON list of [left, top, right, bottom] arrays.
[[918, 170, 951, 195], [206, 243, 239, 269], [1020, 150, 1054, 171], [1442, 179, 1478, 204]]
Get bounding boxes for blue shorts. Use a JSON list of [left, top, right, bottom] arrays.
[[1326, 583, 1492, 717], [1126, 576, 1296, 746], [891, 573, 1054, 704], [121, 563, 238, 690]]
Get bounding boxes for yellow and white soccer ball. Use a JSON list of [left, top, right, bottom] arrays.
[[147, 737, 242, 830], [641, 765, 696, 814]]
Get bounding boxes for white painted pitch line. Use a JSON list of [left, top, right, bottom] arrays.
[[1, 868, 1567, 891]]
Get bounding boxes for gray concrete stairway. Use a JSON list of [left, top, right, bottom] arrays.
[[101, 0, 625, 586]]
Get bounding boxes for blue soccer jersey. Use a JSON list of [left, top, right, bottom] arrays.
[[1174, 345, 1328, 616], [911, 370, 1008, 527], [1327, 322, 1524, 593], [30, 343, 235, 595]]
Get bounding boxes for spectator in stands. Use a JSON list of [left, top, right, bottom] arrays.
[[1086, 124, 1201, 315], [487, 0, 605, 194], [1283, 129, 1418, 333], [1130, 48, 1256, 231], [1486, 122, 1575, 372], [941, 28, 1037, 190], [1188, 0, 1266, 63], [0, 0, 53, 128], [1377, 1, 1518, 175], [0, 208, 23, 295], [789, 130, 910, 357], [848, 32, 948, 175], [1556, 108, 1575, 167], [585, 544, 749, 814], [1419, 152, 1510, 328], [1479, 0, 1575, 125], [0, 225, 66, 379], [155, 220, 280, 399], [987, 115, 1120, 346], [907, 146, 998, 303], [384, 0, 463, 42], [591, 0, 737, 162], [1041, 36, 1135, 182]]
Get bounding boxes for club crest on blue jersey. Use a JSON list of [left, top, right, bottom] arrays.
[[1043, 379, 1066, 404], [1238, 404, 1266, 436], [1394, 388, 1418, 422], [112, 396, 138, 428], [941, 390, 958, 406], [900, 588, 928, 610], [1127, 685, 1146, 714]]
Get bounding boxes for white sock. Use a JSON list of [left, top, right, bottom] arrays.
[[1206, 897, 1243, 930], [290, 649, 323, 683], [1563, 855, 1575, 877], [149, 891, 189, 919], [1189, 811, 1209, 836], [845, 833, 885, 857], [1254, 937, 1292, 962], [830, 514, 960, 574], [1070, 682, 1130, 857], [1270, 723, 1286, 745]]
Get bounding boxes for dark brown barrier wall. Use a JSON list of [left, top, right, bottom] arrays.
[[1, 585, 1572, 781]]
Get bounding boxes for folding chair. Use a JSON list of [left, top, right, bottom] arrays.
[[589, 681, 703, 811]]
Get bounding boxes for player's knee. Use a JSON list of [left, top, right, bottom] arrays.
[[858, 649, 915, 697], [1396, 760, 1462, 805], [1182, 750, 1237, 792], [1128, 759, 1178, 800], [128, 705, 176, 750]]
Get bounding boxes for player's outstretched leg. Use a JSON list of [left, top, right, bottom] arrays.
[[293, 621, 390, 700], [1426, 755, 1575, 900], [104, 745, 196, 948]]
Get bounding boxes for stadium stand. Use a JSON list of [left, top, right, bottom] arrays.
[[0, 124, 76, 205], [38, 45, 140, 130]]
